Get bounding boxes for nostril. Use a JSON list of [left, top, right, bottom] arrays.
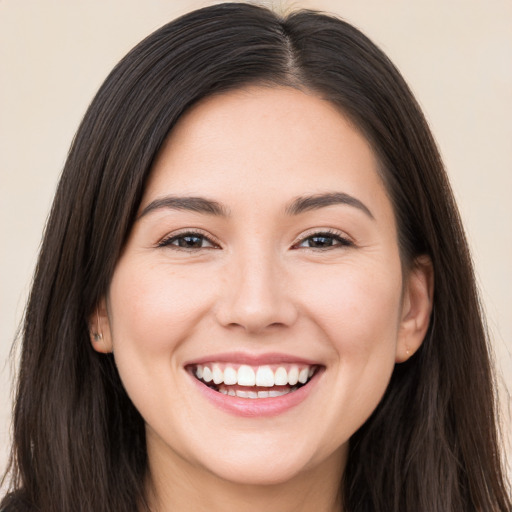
[[214, 265, 299, 332], [215, 302, 299, 334]]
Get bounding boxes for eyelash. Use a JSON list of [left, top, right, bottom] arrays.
[[291, 229, 354, 250], [157, 228, 353, 252], [157, 230, 220, 250]]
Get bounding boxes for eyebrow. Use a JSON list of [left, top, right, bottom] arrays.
[[285, 192, 374, 219], [138, 196, 230, 219], [138, 191, 373, 220]]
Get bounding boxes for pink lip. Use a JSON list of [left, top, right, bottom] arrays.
[[184, 351, 320, 367], [188, 366, 323, 418]]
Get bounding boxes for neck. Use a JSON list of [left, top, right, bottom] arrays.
[[145, 442, 346, 512]]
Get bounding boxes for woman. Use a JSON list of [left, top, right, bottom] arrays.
[[1, 3, 510, 511]]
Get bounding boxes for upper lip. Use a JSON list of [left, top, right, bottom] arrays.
[[184, 352, 322, 367]]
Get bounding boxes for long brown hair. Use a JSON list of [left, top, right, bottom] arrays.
[[2, 3, 510, 511]]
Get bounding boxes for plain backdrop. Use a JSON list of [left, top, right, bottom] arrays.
[[1, 0, 511, 483]]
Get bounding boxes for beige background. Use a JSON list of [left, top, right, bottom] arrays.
[[1, 0, 511, 484]]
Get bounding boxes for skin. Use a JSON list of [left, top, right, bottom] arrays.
[[92, 86, 433, 512]]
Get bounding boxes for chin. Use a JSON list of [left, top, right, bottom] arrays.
[[205, 457, 310, 487], [193, 437, 338, 487]]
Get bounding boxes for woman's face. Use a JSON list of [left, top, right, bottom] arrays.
[[96, 86, 431, 487]]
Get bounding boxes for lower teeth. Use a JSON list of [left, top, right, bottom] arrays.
[[196, 371, 313, 399], [217, 387, 298, 398]]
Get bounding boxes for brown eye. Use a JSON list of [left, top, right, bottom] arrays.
[[303, 235, 336, 248], [158, 232, 218, 249], [175, 235, 206, 248], [295, 232, 353, 249]]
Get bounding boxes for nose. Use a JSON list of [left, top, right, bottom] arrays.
[[215, 250, 298, 334]]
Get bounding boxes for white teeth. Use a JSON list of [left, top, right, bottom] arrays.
[[298, 368, 309, 384], [288, 366, 299, 385], [274, 366, 288, 385], [223, 366, 237, 385], [227, 389, 236, 396], [257, 390, 269, 398], [255, 365, 274, 387], [247, 391, 258, 399], [236, 390, 249, 398], [237, 365, 256, 386], [269, 389, 290, 397], [194, 363, 317, 389], [202, 366, 213, 383], [212, 364, 223, 384]]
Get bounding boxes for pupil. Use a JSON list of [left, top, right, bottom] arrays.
[[179, 236, 202, 248], [310, 236, 333, 247]]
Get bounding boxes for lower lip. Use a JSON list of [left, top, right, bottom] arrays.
[[189, 371, 321, 418]]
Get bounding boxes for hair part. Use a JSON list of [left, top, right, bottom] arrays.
[[2, 3, 510, 511]]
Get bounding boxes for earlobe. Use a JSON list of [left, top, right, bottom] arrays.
[[396, 255, 434, 363], [88, 298, 113, 354]]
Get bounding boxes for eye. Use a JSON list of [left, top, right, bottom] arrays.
[[293, 231, 353, 250], [158, 231, 219, 250]]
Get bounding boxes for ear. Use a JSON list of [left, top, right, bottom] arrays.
[[88, 297, 113, 354], [396, 255, 434, 363]]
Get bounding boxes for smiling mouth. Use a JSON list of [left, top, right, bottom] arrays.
[[189, 363, 320, 399]]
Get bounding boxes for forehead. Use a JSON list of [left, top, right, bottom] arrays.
[[143, 86, 391, 220]]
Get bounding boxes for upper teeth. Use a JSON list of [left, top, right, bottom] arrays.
[[195, 364, 315, 387]]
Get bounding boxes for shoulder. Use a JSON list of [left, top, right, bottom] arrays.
[[0, 492, 37, 512]]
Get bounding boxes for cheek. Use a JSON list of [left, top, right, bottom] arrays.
[[298, 260, 403, 352], [294, 263, 402, 444], [108, 260, 218, 352], [106, 260, 223, 413], [105, 260, 222, 428]]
